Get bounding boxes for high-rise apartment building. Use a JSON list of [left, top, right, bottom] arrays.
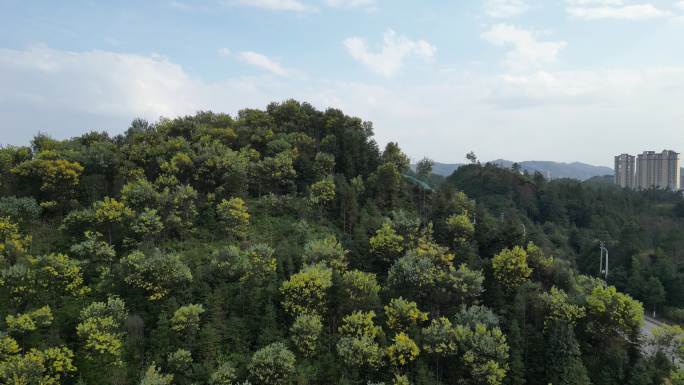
[[635, 150, 680, 191], [614, 154, 635, 188]]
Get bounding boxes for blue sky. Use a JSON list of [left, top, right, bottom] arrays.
[[1, 0, 684, 166]]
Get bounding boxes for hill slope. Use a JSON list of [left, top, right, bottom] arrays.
[[419, 160, 613, 180]]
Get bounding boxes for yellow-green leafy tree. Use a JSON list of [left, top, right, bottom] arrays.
[[336, 311, 384, 369], [384, 297, 428, 333], [280, 264, 333, 317], [386, 332, 420, 368], [122, 249, 193, 301], [369, 222, 404, 265], [5, 305, 53, 334], [171, 304, 205, 337], [216, 197, 250, 239], [290, 313, 323, 357], [76, 296, 128, 368], [491, 246, 533, 292]]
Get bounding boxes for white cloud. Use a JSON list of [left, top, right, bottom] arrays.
[[235, 0, 313, 12], [481, 24, 566, 71], [237, 51, 289, 75], [484, 0, 530, 18], [2, 46, 684, 166], [343, 29, 436, 78], [566, 0, 672, 20], [325, 0, 375, 9], [677, 0, 684, 10], [217, 48, 231, 57]]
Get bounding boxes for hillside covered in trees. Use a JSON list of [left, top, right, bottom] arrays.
[[1, 100, 684, 385]]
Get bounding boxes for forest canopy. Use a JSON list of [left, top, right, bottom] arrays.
[[0, 99, 683, 385]]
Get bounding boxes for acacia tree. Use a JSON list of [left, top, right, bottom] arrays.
[[308, 177, 336, 217], [93, 197, 134, 245], [445, 213, 474, 250], [171, 304, 205, 338], [280, 264, 333, 316], [122, 250, 193, 301], [11, 156, 84, 211], [216, 197, 250, 239], [76, 296, 128, 369], [290, 313, 323, 357], [139, 364, 174, 385], [339, 269, 381, 313], [585, 285, 644, 342], [0, 216, 31, 265], [369, 222, 404, 266], [386, 332, 420, 369], [336, 311, 384, 371], [301, 236, 347, 272], [0, 338, 76, 385], [384, 297, 428, 333], [248, 343, 296, 385], [491, 246, 533, 292], [421, 319, 509, 385]]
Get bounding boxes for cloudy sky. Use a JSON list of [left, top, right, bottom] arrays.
[[1, 0, 684, 166]]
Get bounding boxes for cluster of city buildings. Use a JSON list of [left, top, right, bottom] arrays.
[[614, 150, 681, 191]]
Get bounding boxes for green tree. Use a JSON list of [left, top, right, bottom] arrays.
[[382, 142, 410, 173], [171, 304, 205, 336], [369, 221, 404, 264], [11, 157, 84, 207], [336, 311, 384, 369], [69, 230, 116, 263], [93, 197, 134, 245], [585, 285, 644, 341], [5, 306, 53, 334], [76, 296, 128, 367], [422, 317, 458, 356], [643, 276, 666, 317], [491, 246, 532, 292], [649, 324, 684, 365], [386, 332, 420, 368], [301, 236, 347, 272], [122, 250, 193, 301], [248, 342, 296, 385], [445, 213, 475, 249], [280, 264, 333, 316], [139, 364, 173, 385], [415, 158, 433, 181], [33, 253, 90, 298], [540, 287, 585, 328], [0, 216, 31, 265], [290, 313, 323, 357], [309, 177, 336, 214], [216, 197, 250, 239], [167, 348, 193, 373], [384, 297, 428, 333], [544, 320, 591, 385], [210, 361, 237, 385], [313, 152, 335, 178], [0, 344, 76, 385], [368, 163, 402, 210], [339, 269, 381, 312]]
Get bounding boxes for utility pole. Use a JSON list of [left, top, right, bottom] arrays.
[[599, 241, 609, 279]]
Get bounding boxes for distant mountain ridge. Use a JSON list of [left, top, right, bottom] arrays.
[[416, 160, 614, 181]]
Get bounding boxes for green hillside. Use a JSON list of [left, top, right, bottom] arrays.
[[0, 100, 682, 385]]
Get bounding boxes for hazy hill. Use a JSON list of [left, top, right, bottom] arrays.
[[418, 160, 613, 181]]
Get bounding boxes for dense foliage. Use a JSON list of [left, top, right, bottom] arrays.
[[0, 100, 682, 385]]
